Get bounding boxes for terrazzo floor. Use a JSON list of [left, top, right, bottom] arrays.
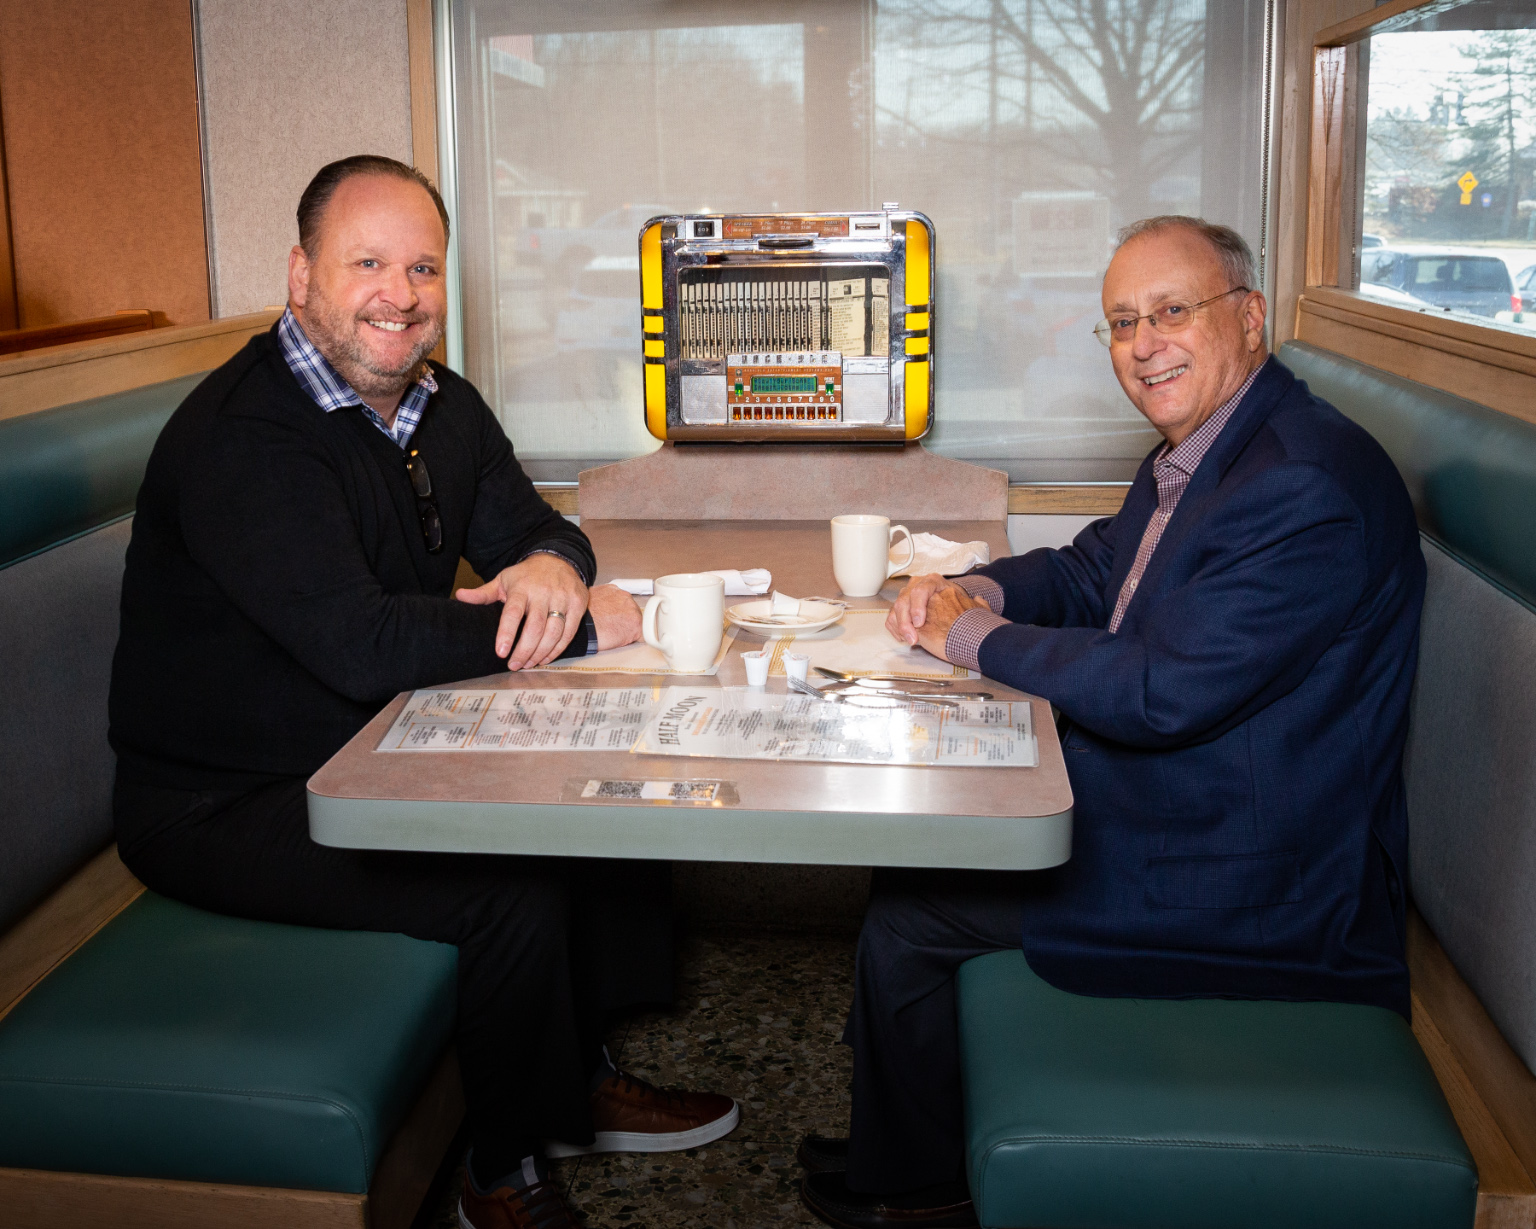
[[418, 930, 858, 1228]]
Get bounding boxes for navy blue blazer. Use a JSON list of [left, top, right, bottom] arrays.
[[973, 356, 1423, 1017]]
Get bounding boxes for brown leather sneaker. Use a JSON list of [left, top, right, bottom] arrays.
[[458, 1174, 581, 1229], [545, 1068, 740, 1157]]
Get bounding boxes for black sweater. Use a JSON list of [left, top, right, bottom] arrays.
[[109, 326, 596, 791]]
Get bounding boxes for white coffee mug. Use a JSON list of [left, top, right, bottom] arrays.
[[831, 515, 915, 598], [643, 573, 725, 672]]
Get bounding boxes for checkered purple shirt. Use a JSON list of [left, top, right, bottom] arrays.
[[278, 308, 437, 449], [943, 365, 1263, 670]]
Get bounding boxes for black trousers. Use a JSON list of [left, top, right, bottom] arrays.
[[844, 867, 1029, 1194], [114, 778, 673, 1158]]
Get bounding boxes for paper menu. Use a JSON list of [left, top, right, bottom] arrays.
[[377, 687, 657, 752], [630, 686, 1037, 769]]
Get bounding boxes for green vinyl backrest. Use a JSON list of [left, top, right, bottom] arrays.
[[1279, 341, 1536, 1079], [1278, 341, 1536, 610], [0, 372, 205, 571], [0, 372, 205, 933]]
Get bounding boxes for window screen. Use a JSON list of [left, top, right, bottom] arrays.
[[448, 0, 1273, 481]]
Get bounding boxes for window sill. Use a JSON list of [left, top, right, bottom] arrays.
[[534, 483, 1131, 519], [1296, 287, 1536, 425]]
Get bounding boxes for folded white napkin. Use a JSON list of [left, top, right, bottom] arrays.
[[891, 533, 991, 577], [610, 568, 772, 597], [770, 590, 801, 616]]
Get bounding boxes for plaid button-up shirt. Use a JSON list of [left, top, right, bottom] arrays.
[[944, 365, 1263, 669], [278, 308, 436, 448]]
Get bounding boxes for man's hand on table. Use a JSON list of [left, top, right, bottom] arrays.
[[588, 583, 643, 650], [455, 553, 590, 669], [887, 573, 992, 660]]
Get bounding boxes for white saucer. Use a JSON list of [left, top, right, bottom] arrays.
[[726, 598, 846, 635]]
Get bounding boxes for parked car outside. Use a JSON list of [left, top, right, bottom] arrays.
[[1360, 248, 1518, 318], [1356, 281, 1435, 310], [1361, 233, 1383, 249], [1516, 264, 1536, 313]]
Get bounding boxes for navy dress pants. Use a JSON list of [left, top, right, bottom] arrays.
[[844, 867, 1030, 1193], [114, 777, 673, 1162]]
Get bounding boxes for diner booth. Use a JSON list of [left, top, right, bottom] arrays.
[[0, 1, 1533, 1226]]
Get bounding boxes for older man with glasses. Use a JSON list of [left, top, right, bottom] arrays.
[[798, 216, 1426, 1229]]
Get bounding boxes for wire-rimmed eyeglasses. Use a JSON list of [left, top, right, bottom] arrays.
[[404, 449, 443, 554], [1093, 286, 1250, 347]]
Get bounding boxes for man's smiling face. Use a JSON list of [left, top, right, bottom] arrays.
[[1100, 226, 1267, 446], [287, 173, 447, 410]]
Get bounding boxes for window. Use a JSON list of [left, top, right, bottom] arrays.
[[1359, 8, 1536, 335], [447, 0, 1274, 480]]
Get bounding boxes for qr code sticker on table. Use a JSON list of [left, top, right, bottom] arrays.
[[578, 779, 723, 803]]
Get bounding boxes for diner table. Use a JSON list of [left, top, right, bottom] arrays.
[[307, 519, 1074, 870]]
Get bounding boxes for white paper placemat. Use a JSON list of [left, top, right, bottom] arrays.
[[758, 608, 976, 679], [524, 625, 738, 676], [630, 685, 1035, 768], [377, 687, 658, 752]]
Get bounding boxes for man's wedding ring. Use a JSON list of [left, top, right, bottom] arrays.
[[549, 610, 566, 619]]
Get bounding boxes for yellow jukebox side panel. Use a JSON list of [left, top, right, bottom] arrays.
[[903, 217, 933, 440], [641, 222, 668, 441]]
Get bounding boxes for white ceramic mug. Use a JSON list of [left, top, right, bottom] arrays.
[[643, 573, 725, 672], [831, 515, 915, 598]]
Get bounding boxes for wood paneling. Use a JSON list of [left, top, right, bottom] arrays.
[[1273, 0, 1376, 350], [531, 482, 1131, 519], [1410, 911, 1536, 1228], [1297, 295, 1536, 426], [536, 485, 580, 515], [0, 310, 279, 421], [1305, 46, 1350, 290], [0, 101, 16, 332], [1411, 912, 1536, 1198], [0, 1167, 367, 1229], [1007, 485, 1128, 516], [0, 846, 142, 1023], [407, 0, 440, 182], [1316, 0, 1472, 48], [0, 311, 156, 357], [0, 0, 209, 328]]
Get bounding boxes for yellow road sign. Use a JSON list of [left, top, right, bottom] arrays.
[[1458, 171, 1478, 205]]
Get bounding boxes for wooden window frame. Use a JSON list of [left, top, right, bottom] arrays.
[[1299, 0, 1536, 425]]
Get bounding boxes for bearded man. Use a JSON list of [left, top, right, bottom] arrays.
[[109, 155, 738, 1229]]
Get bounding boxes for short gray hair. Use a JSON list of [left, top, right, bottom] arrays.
[[1115, 216, 1256, 292]]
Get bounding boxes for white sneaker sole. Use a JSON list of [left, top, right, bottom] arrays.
[[545, 1099, 740, 1157]]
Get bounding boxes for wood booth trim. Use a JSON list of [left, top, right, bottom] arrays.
[[531, 481, 1132, 520], [0, 844, 464, 1229], [1409, 911, 1536, 1228], [0, 309, 280, 421], [1301, 0, 1536, 425], [407, 0, 439, 183]]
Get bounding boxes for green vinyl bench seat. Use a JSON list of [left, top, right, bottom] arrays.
[[958, 951, 1477, 1229], [0, 891, 457, 1193]]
